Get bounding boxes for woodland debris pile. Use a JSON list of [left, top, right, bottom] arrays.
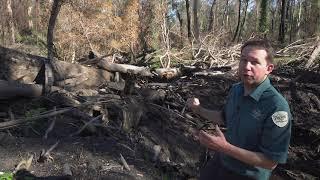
[[0, 38, 319, 179]]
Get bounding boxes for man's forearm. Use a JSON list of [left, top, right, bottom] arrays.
[[195, 106, 224, 125], [224, 143, 277, 170]]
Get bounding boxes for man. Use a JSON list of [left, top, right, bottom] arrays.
[[187, 39, 292, 180]]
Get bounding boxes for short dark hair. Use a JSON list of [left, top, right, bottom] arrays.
[[241, 39, 274, 64]]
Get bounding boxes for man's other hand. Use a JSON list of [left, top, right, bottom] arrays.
[[199, 125, 229, 152]]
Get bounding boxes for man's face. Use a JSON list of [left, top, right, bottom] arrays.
[[239, 46, 274, 88]]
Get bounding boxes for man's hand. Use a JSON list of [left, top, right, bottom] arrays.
[[186, 98, 225, 125], [198, 125, 278, 170], [198, 125, 229, 152], [186, 98, 200, 114]]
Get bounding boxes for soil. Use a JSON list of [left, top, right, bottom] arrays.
[[0, 64, 319, 180]]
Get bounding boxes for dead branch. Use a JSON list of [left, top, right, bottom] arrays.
[[119, 153, 131, 171], [43, 107, 57, 139], [14, 155, 34, 172], [0, 107, 73, 130], [38, 140, 60, 163], [69, 115, 102, 137]]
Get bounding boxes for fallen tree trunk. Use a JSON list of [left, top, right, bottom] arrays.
[[98, 59, 154, 77], [305, 39, 320, 68], [98, 59, 183, 79], [98, 59, 231, 79], [0, 80, 43, 99], [0, 46, 113, 90]]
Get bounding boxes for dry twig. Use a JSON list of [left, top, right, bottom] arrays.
[[69, 115, 102, 137], [0, 108, 73, 130], [119, 153, 131, 171], [43, 107, 57, 139], [14, 155, 34, 172], [38, 141, 60, 163]]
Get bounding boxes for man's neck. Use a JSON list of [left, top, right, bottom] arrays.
[[243, 77, 267, 96]]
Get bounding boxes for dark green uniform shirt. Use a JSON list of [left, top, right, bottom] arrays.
[[221, 78, 292, 180]]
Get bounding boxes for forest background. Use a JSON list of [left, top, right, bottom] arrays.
[[0, 0, 319, 67], [0, 1, 319, 179]]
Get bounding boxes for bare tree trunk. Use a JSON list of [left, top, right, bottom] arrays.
[[270, 2, 277, 38], [0, 24, 4, 44], [192, 0, 199, 41], [34, 0, 40, 31], [185, 0, 191, 40], [232, 0, 241, 42], [222, 0, 229, 27], [207, 0, 216, 32], [160, 1, 171, 68], [288, 0, 294, 42], [255, 0, 260, 31], [310, 0, 320, 36], [302, 1, 308, 38], [7, 0, 15, 44], [47, 0, 62, 60], [28, 0, 35, 30], [28, 0, 40, 31], [279, 0, 286, 43], [44, 0, 63, 93], [171, 0, 183, 46], [238, 0, 249, 42], [258, 0, 268, 33], [296, 0, 302, 37]]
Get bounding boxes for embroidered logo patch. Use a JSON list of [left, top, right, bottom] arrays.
[[272, 111, 289, 127]]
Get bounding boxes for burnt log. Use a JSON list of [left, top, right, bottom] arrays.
[[0, 46, 113, 90], [0, 80, 42, 99]]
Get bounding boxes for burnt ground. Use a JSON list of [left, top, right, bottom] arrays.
[[0, 64, 319, 180]]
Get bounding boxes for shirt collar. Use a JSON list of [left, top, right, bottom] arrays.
[[249, 77, 271, 101]]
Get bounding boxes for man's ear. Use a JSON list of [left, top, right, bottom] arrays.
[[266, 64, 274, 75]]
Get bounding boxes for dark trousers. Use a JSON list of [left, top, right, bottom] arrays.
[[200, 154, 255, 180]]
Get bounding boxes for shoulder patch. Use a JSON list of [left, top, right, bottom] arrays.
[[272, 111, 289, 127]]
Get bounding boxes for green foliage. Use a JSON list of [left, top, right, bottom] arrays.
[[160, 170, 178, 180], [15, 30, 47, 55], [150, 56, 163, 69], [0, 172, 13, 180], [161, 173, 170, 180], [24, 107, 48, 130], [151, 31, 161, 50], [25, 107, 47, 119]]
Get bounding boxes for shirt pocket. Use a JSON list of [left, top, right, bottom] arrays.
[[241, 109, 266, 148]]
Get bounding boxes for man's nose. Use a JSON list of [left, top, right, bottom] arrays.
[[243, 61, 251, 70]]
